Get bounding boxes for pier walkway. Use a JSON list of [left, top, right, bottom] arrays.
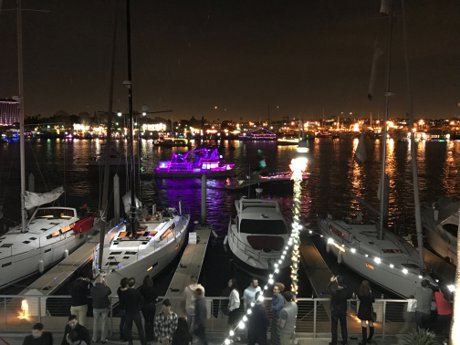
[[164, 224, 211, 311]]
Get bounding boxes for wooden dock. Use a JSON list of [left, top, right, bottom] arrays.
[[299, 235, 334, 320], [20, 231, 101, 296], [164, 224, 211, 312]]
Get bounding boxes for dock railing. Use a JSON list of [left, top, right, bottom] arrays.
[[0, 295, 415, 339]]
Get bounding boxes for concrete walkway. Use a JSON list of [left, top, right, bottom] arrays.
[[0, 332, 417, 345]]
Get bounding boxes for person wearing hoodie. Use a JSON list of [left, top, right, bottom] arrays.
[[328, 275, 353, 345]]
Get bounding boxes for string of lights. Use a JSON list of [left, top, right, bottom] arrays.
[[222, 145, 309, 345]]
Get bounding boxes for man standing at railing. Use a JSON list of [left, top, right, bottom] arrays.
[[327, 275, 352, 345], [90, 276, 111, 344], [122, 277, 147, 345], [183, 275, 205, 331], [278, 291, 297, 345], [69, 274, 91, 327]]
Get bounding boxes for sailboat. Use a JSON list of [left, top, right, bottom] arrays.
[[0, 3, 95, 289], [318, 1, 433, 298], [92, 0, 190, 294]]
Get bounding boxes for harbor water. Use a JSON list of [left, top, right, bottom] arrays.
[[0, 138, 459, 296]]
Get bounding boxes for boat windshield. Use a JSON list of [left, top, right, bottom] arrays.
[[442, 223, 458, 237], [239, 219, 287, 234], [34, 208, 75, 220]]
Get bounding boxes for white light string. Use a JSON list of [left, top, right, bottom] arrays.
[[222, 154, 308, 345]]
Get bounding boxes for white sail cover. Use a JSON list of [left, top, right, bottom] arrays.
[[122, 192, 142, 214], [24, 186, 64, 210], [354, 132, 368, 164]]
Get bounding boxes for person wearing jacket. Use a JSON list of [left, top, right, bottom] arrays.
[[61, 315, 91, 345], [121, 277, 146, 345], [328, 275, 353, 345], [90, 276, 111, 343], [193, 288, 208, 345], [356, 280, 375, 345], [69, 275, 91, 327], [271, 283, 285, 345], [248, 291, 269, 345]]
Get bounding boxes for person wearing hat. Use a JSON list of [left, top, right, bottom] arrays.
[[328, 275, 353, 345]]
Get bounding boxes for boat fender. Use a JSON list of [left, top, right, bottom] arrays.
[[223, 235, 228, 246], [337, 251, 343, 264], [38, 259, 45, 274], [64, 249, 69, 258]]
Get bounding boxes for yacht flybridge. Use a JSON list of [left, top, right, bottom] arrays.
[[93, 208, 190, 294], [226, 198, 289, 270], [0, 203, 94, 289]]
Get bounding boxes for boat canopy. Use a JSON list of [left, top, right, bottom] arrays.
[[24, 186, 64, 210]]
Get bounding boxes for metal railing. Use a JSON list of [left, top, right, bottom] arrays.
[[0, 295, 416, 339]]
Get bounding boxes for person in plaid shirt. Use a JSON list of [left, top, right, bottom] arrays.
[[154, 299, 178, 344]]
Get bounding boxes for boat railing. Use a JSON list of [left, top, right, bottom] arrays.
[[0, 294, 415, 339]]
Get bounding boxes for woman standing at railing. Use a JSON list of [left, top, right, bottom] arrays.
[[356, 280, 375, 345]]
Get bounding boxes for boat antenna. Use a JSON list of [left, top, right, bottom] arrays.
[[378, 1, 393, 240], [125, 0, 137, 236], [401, 0, 425, 270]]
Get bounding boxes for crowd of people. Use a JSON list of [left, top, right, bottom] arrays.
[[20, 273, 453, 345]]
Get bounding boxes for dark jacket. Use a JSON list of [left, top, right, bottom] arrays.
[[328, 282, 353, 315], [121, 288, 144, 315], [194, 297, 207, 328], [61, 324, 91, 345], [70, 278, 90, 307], [139, 285, 157, 305], [248, 303, 269, 334], [117, 287, 129, 311], [22, 332, 53, 345], [90, 283, 111, 309], [357, 292, 375, 321]]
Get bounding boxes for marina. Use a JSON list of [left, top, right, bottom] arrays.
[[0, 0, 459, 343]]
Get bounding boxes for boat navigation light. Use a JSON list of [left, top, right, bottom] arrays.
[[402, 268, 409, 275], [373, 257, 381, 264], [350, 248, 357, 254], [389, 264, 394, 268]]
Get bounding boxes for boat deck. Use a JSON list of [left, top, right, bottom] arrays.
[[164, 224, 211, 311], [19, 228, 101, 296]]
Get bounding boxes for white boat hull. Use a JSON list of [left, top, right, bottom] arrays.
[[0, 234, 87, 289], [98, 215, 190, 295], [319, 219, 427, 298]]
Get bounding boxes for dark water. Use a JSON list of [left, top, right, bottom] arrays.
[[0, 138, 459, 296]]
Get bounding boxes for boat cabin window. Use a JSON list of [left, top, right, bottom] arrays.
[[442, 223, 458, 237], [239, 219, 287, 234]]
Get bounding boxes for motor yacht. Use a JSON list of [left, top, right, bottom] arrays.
[[225, 198, 289, 270]]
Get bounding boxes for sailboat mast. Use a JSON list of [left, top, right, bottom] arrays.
[[401, 0, 425, 269], [126, 0, 136, 235], [378, 8, 393, 240], [17, 0, 27, 233]]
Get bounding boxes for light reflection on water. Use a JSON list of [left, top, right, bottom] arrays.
[[0, 138, 458, 294]]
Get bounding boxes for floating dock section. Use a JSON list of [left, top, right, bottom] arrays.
[[164, 225, 211, 312]]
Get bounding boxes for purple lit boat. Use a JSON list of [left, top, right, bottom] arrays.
[[154, 147, 236, 178]]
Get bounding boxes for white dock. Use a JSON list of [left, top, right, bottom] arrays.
[[164, 225, 211, 312]]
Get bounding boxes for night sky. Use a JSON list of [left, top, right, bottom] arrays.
[[0, 0, 459, 120]]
